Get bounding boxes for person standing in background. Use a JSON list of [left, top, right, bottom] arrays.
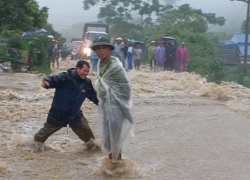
[[61, 43, 68, 61], [47, 36, 55, 68], [167, 41, 177, 71], [122, 39, 129, 70], [175, 42, 189, 71], [132, 43, 142, 71], [91, 50, 99, 72], [148, 41, 156, 71], [155, 41, 165, 71], [52, 42, 60, 69], [127, 41, 133, 70], [114, 37, 125, 67]]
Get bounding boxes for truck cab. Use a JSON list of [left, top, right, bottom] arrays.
[[83, 31, 109, 57], [82, 23, 109, 57]]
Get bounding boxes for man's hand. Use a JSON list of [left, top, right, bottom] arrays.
[[41, 80, 50, 89]]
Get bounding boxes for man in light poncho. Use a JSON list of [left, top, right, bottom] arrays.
[[91, 36, 133, 160]]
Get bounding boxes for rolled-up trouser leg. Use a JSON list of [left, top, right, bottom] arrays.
[[71, 116, 95, 142], [34, 123, 62, 143], [109, 152, 122, 160]]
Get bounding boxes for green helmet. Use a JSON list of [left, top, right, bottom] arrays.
[[90, 36, 115, 51]]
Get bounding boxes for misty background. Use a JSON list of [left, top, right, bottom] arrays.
[[36, 0, 247, 42]]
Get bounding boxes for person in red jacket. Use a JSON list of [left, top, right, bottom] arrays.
[[175, 42, 189, 71]]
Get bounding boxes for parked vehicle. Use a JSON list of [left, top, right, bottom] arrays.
[[82, 23, 109, 57], [68, 41, 84, 60], [83, 23, 109, 34]]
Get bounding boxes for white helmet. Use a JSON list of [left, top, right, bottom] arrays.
[[47, 35, 54, 39]]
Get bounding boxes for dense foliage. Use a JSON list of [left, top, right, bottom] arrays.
[[0, 32, 51, 74], [0, 0, 48, 32], [0, 0, 64, 74], [23, 35, 51, 74]]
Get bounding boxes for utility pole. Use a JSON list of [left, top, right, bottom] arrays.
[[244, 0, 250, 65], [231, 0, 250, 65]]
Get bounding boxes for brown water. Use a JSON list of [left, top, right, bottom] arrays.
[[1, 58, 250, 180]]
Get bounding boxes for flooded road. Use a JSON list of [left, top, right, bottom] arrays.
[[1, 59, 250, 180]]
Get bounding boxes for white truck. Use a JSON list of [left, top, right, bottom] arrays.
[[82, 23, 109, 57]]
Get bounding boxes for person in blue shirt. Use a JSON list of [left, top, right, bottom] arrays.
[[61, 43, 68, 61], [34, 60, 98, 149], [91, 50, 99, 72]]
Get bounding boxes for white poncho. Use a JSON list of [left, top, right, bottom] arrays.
[[95, 56, 133, 160]]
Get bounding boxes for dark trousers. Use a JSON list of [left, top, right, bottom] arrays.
[[34, 116, 95, 143], [164, 56, 174, 70]]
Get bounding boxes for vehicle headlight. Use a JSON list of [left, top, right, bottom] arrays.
[[83, 47, 91, 56]]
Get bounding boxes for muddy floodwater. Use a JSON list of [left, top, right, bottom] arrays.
[[1, 59, 250, 180]]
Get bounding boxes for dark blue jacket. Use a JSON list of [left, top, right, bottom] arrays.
[[44, 68, 98, 127]]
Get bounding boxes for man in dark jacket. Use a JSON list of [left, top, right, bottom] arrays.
[[34, 60, 98, 147], [165, 41, 176, 71]]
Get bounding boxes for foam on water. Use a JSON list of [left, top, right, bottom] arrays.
[[7, 134, 45, 153], [128, 70, 250, 118], [0, 162, 8, 172], [7, 134, 102, 155]]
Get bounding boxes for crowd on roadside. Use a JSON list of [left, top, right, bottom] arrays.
[[47, 35, 189, 73], [93, 37, 189, 73], [90, 37, 144, 72], [148, 40, 189, 72]]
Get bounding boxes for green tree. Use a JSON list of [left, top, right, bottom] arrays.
[[157, 4, 225, 34], [24, 35, 51, 73], [0, 0, 48, 32], [83, 0, 166, 38], [144, 4, 223, 56], [84, 0, 163, 23], [140, 4, 226, 81]]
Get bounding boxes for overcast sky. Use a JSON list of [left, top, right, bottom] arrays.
[[36, 0, 246, 33]]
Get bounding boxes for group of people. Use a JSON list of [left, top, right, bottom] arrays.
[[48, 35, 69, 69], [114, 37, 143, 71], [91, 37, 189, 73], [34, 36, 133, 161], [90, 37, 143, 72], [148, 40, 189, 72], [110, 37, 143, 71]]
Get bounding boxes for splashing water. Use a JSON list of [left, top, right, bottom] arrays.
[[7, 134, 44, 153], [94, 158, 146, 178]]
